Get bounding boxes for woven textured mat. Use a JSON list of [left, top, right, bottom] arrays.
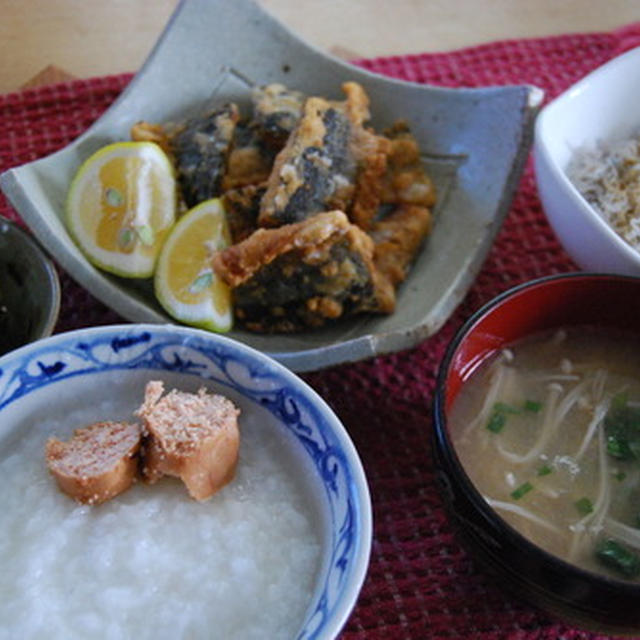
[[2, 22, 640, 640]]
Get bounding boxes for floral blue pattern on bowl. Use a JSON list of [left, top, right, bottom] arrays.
[[0, 324, 372, 639]]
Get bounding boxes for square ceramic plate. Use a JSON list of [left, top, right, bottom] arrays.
[[0, 0, 542, 372]]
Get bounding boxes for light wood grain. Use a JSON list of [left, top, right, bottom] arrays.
[[0, 0, 637, 94]]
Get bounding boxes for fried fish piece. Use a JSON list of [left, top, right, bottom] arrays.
[[370, 204, 433, 287], [382, 121, 436, 208], [131, 104, 241, 209], [221, 84, 306, 191], [221, 121, 277, 192], [258, 82, 383, 227], [221, 182, 266, 243], [212, 210, 395, 332], [132, 104, 241, 208], [170, 102, 240, 207], [130, 121, 172, 156], [250, 83, 306, 148], [348, 134, 392, 230]]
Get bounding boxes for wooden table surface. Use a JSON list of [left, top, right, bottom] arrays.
[[0, 0, 637, 94]]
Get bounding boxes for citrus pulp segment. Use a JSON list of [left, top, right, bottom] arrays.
[[154, 198, 233, 332], [66, 142, 177, 278]]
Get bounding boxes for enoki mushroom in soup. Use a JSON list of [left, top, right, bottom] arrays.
[[450, 327, 640, 581]]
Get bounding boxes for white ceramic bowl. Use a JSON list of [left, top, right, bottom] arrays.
[[0, 324, 371, 639], [0, 0, 541, 371], [534, 46, 640, 275]]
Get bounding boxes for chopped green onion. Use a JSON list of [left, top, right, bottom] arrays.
[[595, 538, 640, 578], [612, 392, 629, 411], [485, 400, 544, 435], [537, 464, 553, 477], [575, 497, 594, 516], [486, 402, 520, 433], [524, 400, 542, 413], [486, 411, 507, 433], [604, 393, 640, 461], [494, 402, 521, 415], [511, 482, 534, 500]]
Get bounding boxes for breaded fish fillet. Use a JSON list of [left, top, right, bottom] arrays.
[[370, 204, 433, 287], [170, 103, 240, 207], [250, 83, 306, 148], [258, 82, 384, 227], [132, 104, 240, 208], [212, 210, 395, 332]]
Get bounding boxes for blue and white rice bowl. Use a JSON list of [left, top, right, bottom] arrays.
[[0, 324, 372, 640]]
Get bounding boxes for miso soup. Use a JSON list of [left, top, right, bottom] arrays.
[[450, 327, 640, 581]]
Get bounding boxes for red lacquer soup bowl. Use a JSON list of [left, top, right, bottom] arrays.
[[432, 273, 640, 636]]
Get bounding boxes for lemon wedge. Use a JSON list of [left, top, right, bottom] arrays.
[[154, 198, 233, 332], [66, 141, 177, 278]]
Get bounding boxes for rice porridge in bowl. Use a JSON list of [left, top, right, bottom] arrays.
[[0, 325, 371, 640]]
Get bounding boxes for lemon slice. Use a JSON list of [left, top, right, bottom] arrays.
[[66, 141, 177, 278], [154, 198, 233, 332]]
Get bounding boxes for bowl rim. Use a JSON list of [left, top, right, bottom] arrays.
[[0, 321, 373, 639], [534, 45, 640, 269], [433, 272, 640, 598], [0, 216, 61, 342]]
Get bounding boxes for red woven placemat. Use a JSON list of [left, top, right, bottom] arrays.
[[2, 23, 640, 640]]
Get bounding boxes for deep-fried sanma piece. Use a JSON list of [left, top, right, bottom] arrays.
[[169, 103, 240, 207], [222, 182, 266, 243], [370, 204, 433, 287], [212, 210, 395, 332], [258, 82, 384, 227], [250, 83, 306, 148], [382, 120, 436, 208]]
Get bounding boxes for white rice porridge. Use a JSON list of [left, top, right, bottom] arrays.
[[0, 391, 322, 640]]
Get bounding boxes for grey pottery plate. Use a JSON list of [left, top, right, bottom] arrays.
[[0, 0, 543, 372]]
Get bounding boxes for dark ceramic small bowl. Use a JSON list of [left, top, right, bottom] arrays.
[[0, 217, 60, 355], [432, 273, 640, 636]]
